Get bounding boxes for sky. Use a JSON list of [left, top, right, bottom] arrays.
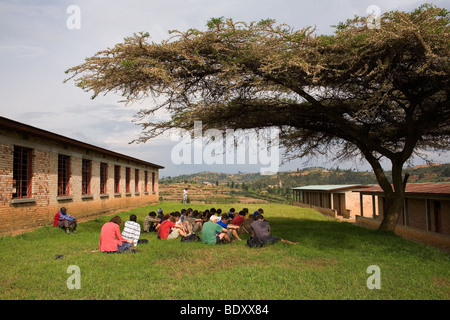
[[1, 0, 449, 178]]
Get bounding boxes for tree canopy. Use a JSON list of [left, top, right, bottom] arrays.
[[65, 4, 450, 232]]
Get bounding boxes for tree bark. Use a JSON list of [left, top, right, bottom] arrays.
[[377, 161, 409, 233]]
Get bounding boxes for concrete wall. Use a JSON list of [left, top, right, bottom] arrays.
[[355, 215, 450, 251]]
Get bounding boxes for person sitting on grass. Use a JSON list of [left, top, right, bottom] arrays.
[[143, 211, 160, 233], [238, 213, 254, 235], [158, 213, 186, 240], [251, 214, 298, 245], [217, 213, 242, 241], [99, 216, 137, 253], [201, 215, 227, 244], [122, 214, 141, 247], [183, 209, 203, 234], [53, 207, 77, 234], [232, 210, 245, 227]]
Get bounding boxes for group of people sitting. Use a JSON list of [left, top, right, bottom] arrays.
[[53, 206, 298, 254]]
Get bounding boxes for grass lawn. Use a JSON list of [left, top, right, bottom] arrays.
[[0, 202, 449, 300]]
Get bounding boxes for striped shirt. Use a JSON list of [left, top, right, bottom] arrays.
[[122, 221, 141, 246]]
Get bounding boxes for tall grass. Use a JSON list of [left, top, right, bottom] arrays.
[[0, 202, 448, 300]]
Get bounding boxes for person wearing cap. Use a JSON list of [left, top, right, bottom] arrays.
[[251, 214, 298, 245]]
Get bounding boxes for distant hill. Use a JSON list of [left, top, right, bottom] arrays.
[[159, 163, 450, 204]]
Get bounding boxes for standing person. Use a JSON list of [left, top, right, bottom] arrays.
[[251, 215, 298, 245], [99, 216, 135, 253], [122, 214, 141, 247], [53, 207, 77, 234], [183, 188, 188, 204]]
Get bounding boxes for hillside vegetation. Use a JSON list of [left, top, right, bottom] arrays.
[[160, 163, 450, 204]]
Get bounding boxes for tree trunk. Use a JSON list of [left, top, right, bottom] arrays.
[[378, 194, 403, 232], [377, 161, 409, 233]]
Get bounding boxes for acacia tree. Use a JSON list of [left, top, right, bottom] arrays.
[[65, 4, 450, 232]]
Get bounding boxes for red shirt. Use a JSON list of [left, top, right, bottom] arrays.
[[232, 215, 244, 226], [99, 222, 129, 252], [158, 220, 175, 240]]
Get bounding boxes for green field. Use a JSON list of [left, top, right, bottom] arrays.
[[0, 202, 448, 300]]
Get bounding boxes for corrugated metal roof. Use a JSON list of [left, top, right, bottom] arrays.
[[354, 183, 450, 196], [0, 116, 164, 169], [291, 184, 368, 192]]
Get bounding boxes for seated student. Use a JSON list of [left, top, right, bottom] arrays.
[[99, 216, 135, 253], [238, 213, 254, 235], [53, 207, 77, 234], [157, 208, 164, 220], [158, 213, 186, 240], [231, 210, 245, 227], [169, 211, 188, 239], [253, 208, 264, 220], [183, 209, 203, 234], [143, 211, 160, 232], [201, 215, 229, 245], [180, 208, 187, 223], [122, 214, 141, 247], [251, 214, 298, 245], [227, 208, 236, 219], [217, 213, 242, 241]]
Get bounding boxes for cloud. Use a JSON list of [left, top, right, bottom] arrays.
[[1, 0, 449, 177], [0, 45, 47, 58]]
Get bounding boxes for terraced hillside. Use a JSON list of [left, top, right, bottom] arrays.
[[159, 182, 268, 204]]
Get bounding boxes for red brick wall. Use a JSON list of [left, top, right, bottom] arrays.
[[0, 133, 161, 236]]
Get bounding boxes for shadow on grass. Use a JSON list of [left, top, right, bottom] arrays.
[[265, 217, 444, 258]]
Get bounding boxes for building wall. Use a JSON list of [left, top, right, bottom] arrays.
[[372, 196, 450, 236], [0, 132, 160, 236], [298, 190, 373, 218]]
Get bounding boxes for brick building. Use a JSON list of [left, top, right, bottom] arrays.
[[291, 184, 373, 219], [355, 183, 450, 236], [0, 116, 164, 236]]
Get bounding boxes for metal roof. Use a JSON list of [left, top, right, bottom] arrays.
[[0, 116, 164, 169], [291, 184, 369, 192], [354, 183, 450, 197]]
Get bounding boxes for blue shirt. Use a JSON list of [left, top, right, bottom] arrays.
[[216, 220, 228, 235]]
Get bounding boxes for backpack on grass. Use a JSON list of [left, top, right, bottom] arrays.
[[181, 234, 200, 242], [246, 237, 265, 248]]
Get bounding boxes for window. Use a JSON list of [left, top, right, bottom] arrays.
[[13, 146, 32, 198], [114, 165, 120, 193], [126, 167, 131, 193], [144, 171, 148, 193], [135, 169, 139, 192], [152, 172, 155, 192], [58, 155, 71, 196], [100, 163, 108, 194], [81, 159, 91, 195]]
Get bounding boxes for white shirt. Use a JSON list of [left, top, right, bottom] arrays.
[[122, 221, 141, 246]]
